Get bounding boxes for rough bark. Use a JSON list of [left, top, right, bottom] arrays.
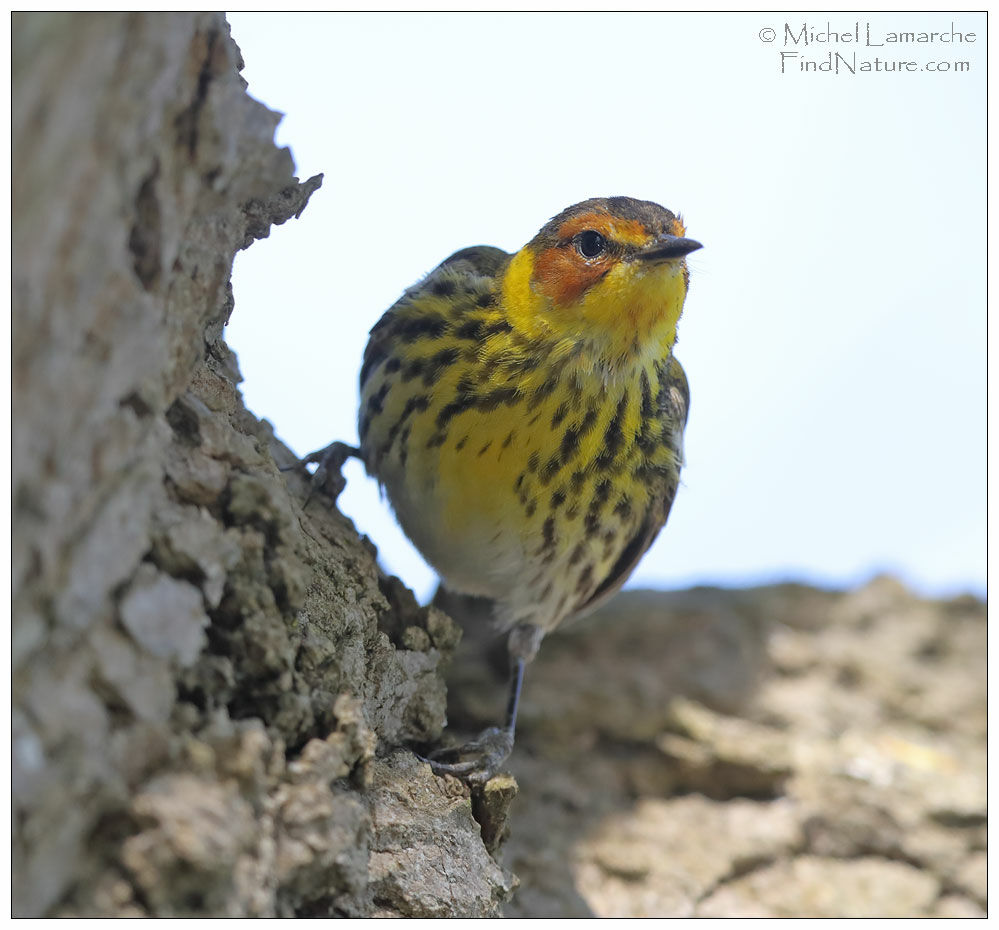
[[12, 12, 985, 919], [12, 12, 512, 917], [470, 580, 986, 917]]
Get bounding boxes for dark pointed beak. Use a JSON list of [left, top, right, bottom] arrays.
[[636, 234, 703, 262]]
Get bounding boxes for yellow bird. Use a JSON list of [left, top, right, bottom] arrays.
[[332, 197, 700, 781]]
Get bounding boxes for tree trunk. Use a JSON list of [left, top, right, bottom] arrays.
[[12, 12, 513, 917]]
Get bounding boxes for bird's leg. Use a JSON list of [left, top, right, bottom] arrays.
[[424, 624, 543, 784], [296, 441, 360, 506]]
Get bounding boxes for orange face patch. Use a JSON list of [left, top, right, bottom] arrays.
[[530, 211, 668, 306], [670, 216, 686, 237], [531, 245, 609, 305]]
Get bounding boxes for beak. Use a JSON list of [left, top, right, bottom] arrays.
[[635, 234, 703, 263]]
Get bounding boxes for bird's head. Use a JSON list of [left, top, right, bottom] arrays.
[[502, 196, 701, 370]]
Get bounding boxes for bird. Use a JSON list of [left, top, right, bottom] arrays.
[[329, 196, 700, 783]]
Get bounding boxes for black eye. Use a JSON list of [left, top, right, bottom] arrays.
[[576, 230, 607, 259]]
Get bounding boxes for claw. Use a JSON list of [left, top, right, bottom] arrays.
[[419, 646, 532, 785], [423, 726, 514, 785], [297, 441, 360, 506]]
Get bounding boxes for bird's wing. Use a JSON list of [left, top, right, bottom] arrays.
[[436, 245, 511, 279], [571, 356, 690, 619], [359, 246, 511, 390]]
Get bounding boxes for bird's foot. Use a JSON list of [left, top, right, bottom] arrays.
[[420, 726, 514, 786], [296, 441, 360, 506]]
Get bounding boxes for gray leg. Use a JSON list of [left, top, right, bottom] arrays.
[[424, 624, 543, 784]]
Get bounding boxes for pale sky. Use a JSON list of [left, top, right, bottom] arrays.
[[225, 12, 986, 601]]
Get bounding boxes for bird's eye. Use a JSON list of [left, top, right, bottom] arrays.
[[576, 230, 607, 259]]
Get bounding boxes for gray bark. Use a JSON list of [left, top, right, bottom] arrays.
[[12, 12, 513, 917]]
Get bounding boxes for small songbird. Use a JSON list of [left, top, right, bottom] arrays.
[[349, 196, 700, 781]]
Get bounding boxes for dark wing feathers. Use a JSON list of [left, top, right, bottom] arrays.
[[359, 246, 510, 389], [438, 245, 511, 279]]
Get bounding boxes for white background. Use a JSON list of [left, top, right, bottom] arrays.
[[225, 12, 985, 602]]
